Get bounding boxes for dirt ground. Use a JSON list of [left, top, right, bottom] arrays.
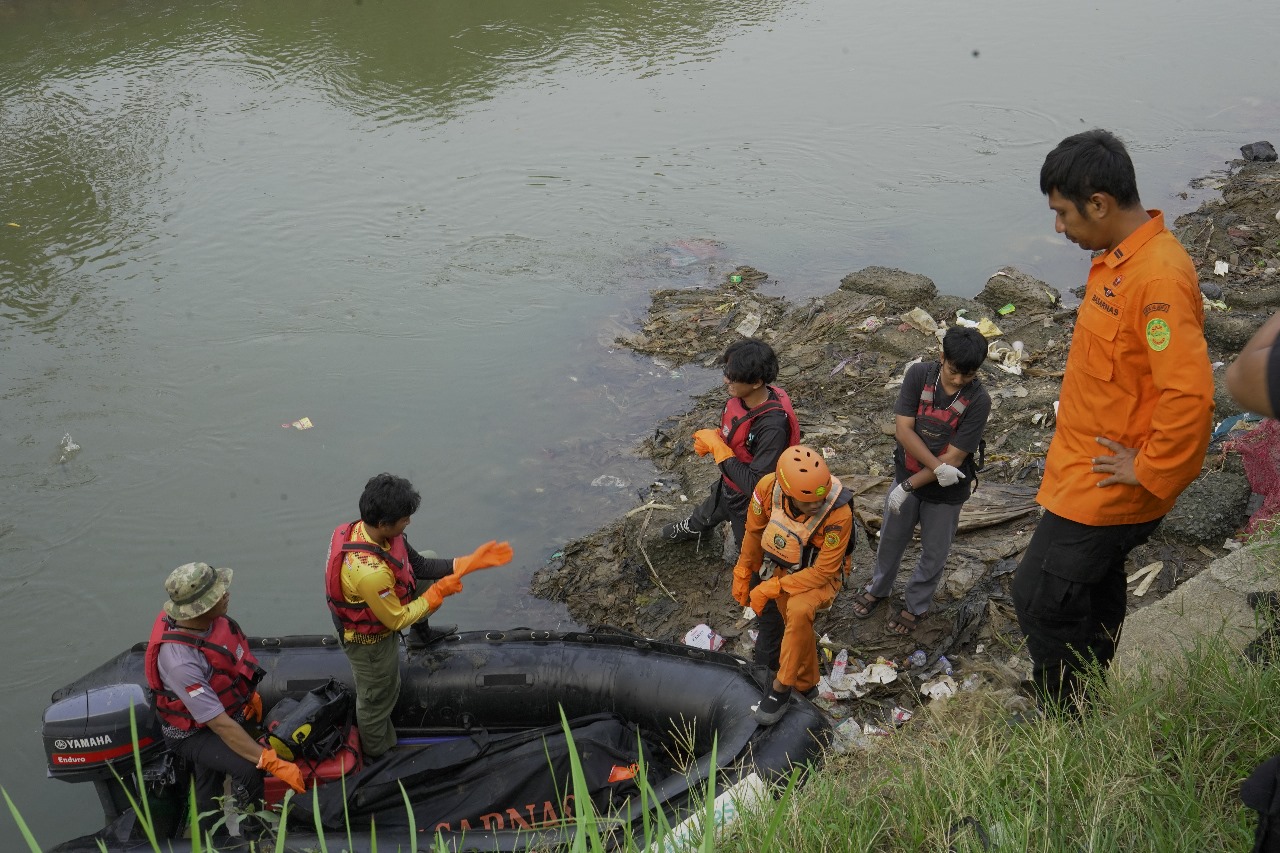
[[531, 153, 1280, 724]]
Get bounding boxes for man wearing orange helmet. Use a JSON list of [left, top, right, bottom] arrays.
[[732, 445, 857, 724]]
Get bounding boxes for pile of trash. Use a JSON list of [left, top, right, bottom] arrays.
[[681, 619, 1036, 752], [1172, 145, 1280, 363]]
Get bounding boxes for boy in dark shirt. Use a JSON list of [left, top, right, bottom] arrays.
[[662, 339, 800, 555], [851, 326, 991, 634]]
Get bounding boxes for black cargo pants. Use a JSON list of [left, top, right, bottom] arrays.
[[1012, 510, 1162, 711]]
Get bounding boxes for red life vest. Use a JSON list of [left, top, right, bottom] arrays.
[[144, 613, 263, 731], [324, 521, 417, 636], [901, 362, 976, 474], [719, 386, 801, 493]]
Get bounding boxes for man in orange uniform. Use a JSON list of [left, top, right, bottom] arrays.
[[732, 446, 856, 725], [326, 473, 513, 758], [1012, 129, 1213, 712]]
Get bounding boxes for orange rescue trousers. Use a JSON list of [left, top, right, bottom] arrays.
[[770, 574, 841, 694]]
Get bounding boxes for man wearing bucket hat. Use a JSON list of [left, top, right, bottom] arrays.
[[144, 562, 305, 838]]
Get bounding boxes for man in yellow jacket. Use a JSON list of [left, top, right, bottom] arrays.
[[325, 473, 513, 757], [1012, 129, 1213, 712]]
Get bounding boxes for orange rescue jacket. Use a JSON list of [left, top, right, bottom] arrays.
[[1038, 211, 1214, 526], [736, 472, 855, 593]]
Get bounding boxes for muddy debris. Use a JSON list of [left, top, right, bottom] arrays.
[[532, 155, 1280, 724]]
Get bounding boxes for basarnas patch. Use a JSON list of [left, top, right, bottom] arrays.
[[1145, 318, 1171, 351]]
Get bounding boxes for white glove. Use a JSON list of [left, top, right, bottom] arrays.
[[886, 484, 911, 515], [933, 463, 966, 488]]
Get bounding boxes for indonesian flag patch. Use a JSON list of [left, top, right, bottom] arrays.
[[377, 587, 394, 599], [185, 684, 206, 699]]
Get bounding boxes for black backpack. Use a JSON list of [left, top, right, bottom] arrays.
[[262, 678, 354, 763]]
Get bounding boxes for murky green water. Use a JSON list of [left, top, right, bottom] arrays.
[[2, 0, 1277, 840]]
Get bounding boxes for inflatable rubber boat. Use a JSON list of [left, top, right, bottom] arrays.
[[42, 628, 832, 852]]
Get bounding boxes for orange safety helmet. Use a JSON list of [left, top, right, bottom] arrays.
[[775, 445, 832, 501]]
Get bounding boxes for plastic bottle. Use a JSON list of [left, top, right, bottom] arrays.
[[908, 649, 927, 668], [937, 655, 953, 676], [831, 649, 848, 684]]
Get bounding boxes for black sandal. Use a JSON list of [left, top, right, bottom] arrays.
[[851, 591, 885, 620], [887, 609, 928, 636]]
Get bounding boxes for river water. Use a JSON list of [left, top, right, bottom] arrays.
[[2, 0, 1277, 841]]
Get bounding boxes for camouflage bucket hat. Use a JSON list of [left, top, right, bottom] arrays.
[[163, 562, 232, 620]]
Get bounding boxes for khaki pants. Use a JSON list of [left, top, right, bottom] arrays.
[[343, 635, 401, 759]]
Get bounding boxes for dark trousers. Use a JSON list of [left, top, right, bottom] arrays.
[[744, 567, 785, 674], [754, 598, 784, 673], [169, 728, 263, 839], [689, 480, 749, 550], [1012, 510, 1162, 711]]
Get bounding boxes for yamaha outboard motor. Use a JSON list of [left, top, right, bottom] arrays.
[[43, 683, 173, 825]]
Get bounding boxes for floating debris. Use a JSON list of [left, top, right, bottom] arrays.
[[57, 433, 80, 463], [591, 474, 630, 489]]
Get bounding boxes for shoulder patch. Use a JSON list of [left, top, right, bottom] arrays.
[[823, 530, 842, 549], [1145, 317, 1171, 351], [751, 498, 763, 516], [1142, 302, 1170, 316]]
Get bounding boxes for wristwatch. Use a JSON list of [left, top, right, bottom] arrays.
[[901, 481, 915, 493]]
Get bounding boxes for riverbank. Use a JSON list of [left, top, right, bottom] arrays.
[[532, 150, 1280, 724]]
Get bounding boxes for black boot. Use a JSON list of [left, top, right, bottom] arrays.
[[407, 622, 457, 649], [660, 517, 702, 542], [752, 687, 792, 725]]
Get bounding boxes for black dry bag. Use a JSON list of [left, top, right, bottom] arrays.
[[262, 678, 354, 762]]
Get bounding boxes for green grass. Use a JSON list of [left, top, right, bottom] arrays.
[[8, 624, 1280, 851], [713, 632, 1279, 853]]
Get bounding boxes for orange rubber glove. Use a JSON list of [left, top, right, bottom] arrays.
[[244, 692, 263, 723], [424, 573, 464, 611], [732, 566, 753, 607], [692, 429, 715, 457], [693, 429, 734, 465], [453, 540, 514, 577], [748, 577, 783, 615], [257, 747, 306, 795]]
